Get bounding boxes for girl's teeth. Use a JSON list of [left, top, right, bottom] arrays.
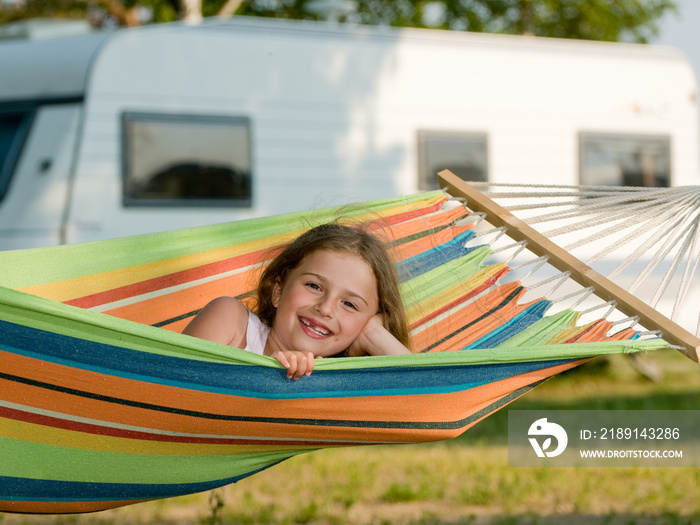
[[301, 318, 329, 336]]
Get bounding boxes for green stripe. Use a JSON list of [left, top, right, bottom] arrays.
[[0, 437, 304, 484], [0, 286, 667, 370], [0, 286, 268, 366], [401, 246, 492, 308], [496, 309, 580, 348]]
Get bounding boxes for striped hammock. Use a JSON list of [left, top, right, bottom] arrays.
[[0, 189, 666, 514]]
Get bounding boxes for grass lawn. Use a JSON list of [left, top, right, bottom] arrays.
[[3, 349, 699, 525]]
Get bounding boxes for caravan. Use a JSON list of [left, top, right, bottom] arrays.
[[0, 16, 698, 249]]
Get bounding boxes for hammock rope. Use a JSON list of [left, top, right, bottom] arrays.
[[0, 184, 674, 514], [457, 175, 700, 347]]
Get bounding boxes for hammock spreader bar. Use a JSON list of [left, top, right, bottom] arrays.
[[438, 169, 700, 363], [0, 189, 668, 514]]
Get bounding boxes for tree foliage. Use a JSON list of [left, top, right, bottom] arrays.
[[236, 0, 677, 43], [1, 0, 677, 44]]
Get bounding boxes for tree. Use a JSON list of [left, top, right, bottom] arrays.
[[235, 0, 677, 43], [0, 0, 677, 44]]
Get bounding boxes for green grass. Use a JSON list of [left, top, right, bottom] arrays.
[[3, 349, 699, 525]]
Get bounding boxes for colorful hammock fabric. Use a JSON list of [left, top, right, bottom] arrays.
[[0, 191, 665, 514]]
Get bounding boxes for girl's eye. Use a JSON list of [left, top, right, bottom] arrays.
[[342, 300, 358, 311], [306, 282, 321, 291]]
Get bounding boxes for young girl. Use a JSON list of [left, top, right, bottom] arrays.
[[183, 222, 412, 379]]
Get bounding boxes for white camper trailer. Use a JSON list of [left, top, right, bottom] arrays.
[[0, 16, 698, 250]]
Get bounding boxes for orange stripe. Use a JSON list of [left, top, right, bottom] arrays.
[[0, 500, 150, 514], [103, 271, 256, 325], [1, 348, 578, 443], [407, 265, 509, 329], [392, 225, 473, 262], [378, 207, 468, 245], [412, 282, 525, 352], [563, 319, 613, 343], [607, 327, 637, 340], [65, 245, 281, 310]]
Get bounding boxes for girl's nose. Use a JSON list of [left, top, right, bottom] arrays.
[[315, 296, 334, 317]]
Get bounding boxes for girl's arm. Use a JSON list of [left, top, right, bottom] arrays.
[[185, 298, 314, 379], [347, 315, 411, 357], [182, 297, 248, 348]]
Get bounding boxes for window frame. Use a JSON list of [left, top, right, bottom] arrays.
[[416, 129, 489, 191], [578, 131, 672, 188], [121, 111, 254, 208]]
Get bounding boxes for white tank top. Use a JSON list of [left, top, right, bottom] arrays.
[[243, 310, 270, 356]]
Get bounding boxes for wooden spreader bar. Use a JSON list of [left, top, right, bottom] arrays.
[[438, 169, 700, 362]]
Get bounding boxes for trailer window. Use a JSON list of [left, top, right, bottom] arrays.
[[0, 109, 34, 204], [122, 113, 252, 207], [417, 130, 488, 190], [579, 133, 670, 187]]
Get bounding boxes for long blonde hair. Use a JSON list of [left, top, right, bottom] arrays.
[[256, 222, 411, 349]]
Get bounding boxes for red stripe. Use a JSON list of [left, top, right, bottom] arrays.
[[64, 247, 277, 309], [65, 198, 447, 310], [564, 319, 607, 343], [365, 198, 447, 231], [409, 267, 510, 331], [0, 499, 151, 514], [0, 405, 366, 447]]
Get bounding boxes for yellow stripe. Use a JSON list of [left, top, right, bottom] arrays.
[[18, 233, 299, 303], [546, 318, 594, 344], [406, 264, 507, 325], [0, 417, 318, 456]]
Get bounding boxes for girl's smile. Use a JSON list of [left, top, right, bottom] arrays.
[[299, 316, 332, 338], [265, 249, 379, 357]]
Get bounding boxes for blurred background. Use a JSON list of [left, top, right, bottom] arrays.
[[2, 2, 700, 524], [1, 0, 699, 250]]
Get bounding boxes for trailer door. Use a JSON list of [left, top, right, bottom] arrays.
[[0, 102, 81, 250]]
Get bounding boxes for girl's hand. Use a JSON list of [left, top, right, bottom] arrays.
[[347, 315, 410, 357], [269, 348, 317, 380], [347, 315, 382, 357]]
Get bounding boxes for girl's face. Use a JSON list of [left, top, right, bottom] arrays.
[[269, 249, 379, 357]]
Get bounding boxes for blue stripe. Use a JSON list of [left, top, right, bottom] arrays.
[[397, 231, 478, 281], [0, 320, 570, 399], [464, 300, 552, 350], [0, 462, 282, 502]]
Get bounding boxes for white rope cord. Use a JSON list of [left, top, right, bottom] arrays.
[[508, 255, 549, 282], [612, 315, 640, 327], [468, 180, 693, 193], [606, 213, 688, 280], [520, 187, 678, 225], [629, 210, 700, 297], [540, 190, 690, 241], [649, 212, 700, 309], [549, 286, 594, 307], [584, 200, 694, 266], [527, 270, 571, 296], [579, 299, 617, 318], [674, 220, 700, 322], [490, 240, 528, 261], [506, 187, 675, 213], [668, 216, 700, 321], [569, 287, 595, 309], [457, 182, 700, 338]]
